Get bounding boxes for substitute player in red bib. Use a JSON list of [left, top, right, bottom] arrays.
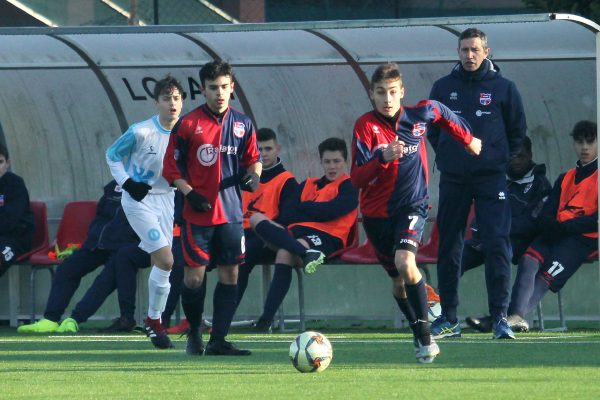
[[163, 61, 261, 356], [351, 63, 481, 363], [506, 120, 598, 331], [235, 128, 297, 326], [249, 137, 358, 328]]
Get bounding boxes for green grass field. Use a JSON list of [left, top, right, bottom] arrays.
[[2, 325, 600, 400]]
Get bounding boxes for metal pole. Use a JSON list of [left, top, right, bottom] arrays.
[[153, 0, 159, 25]]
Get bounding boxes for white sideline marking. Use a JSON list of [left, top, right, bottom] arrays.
[[0, 335, 597, 345]]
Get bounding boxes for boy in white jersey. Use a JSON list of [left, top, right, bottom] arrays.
[[106, 75, 183, 349]]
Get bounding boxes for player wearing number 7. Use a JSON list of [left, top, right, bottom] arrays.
[[351, 63, 481, 363]]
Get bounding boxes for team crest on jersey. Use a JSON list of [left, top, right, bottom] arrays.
[[412, 123, 426, 137], [480, 93, 492, 106], [194, 125, 203, 135], [450, 92, 458, 100], [233, 122, 246, 138], [373, 125, 381, 134]]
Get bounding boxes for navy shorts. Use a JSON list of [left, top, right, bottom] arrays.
[[243, 229, 276, 267], [181, 221, 244, 268], [289, 225, 343, 257], [363, 202, 428, 278], [0, 236, 25, 269], [526, 234, 597, 292]]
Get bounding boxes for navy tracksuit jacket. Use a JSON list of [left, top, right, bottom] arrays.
[[428, 59, 527, 320]]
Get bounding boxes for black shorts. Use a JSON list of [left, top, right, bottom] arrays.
[[289, 225, 343, 257], [526, 234, 597, 292], [180, 222, 244, 268], [363, 202, 428, 278]]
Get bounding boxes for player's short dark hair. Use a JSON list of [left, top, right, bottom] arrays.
[[520, 136, 532, 154], [459, 28, 488, 48], [153, 75, 184, 101], [257, 128, 277, 142], [370, 63, 403, 89], [0, 142, 9, 160], [318, 137, 348, 161], [200, 60, 234, 87], [571, 120, 597, 141]]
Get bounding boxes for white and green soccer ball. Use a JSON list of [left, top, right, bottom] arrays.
[[289, 331, 333, 373]]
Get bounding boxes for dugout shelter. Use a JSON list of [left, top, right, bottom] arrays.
[[0, 13, 598, 324]]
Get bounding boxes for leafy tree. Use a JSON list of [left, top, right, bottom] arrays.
[[524, 0, 600, 24]]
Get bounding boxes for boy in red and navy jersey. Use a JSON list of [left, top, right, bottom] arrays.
[[506, 120, 598, 332], [163, 61, 261, 356], [249, 137, 358, 330], [351, 63, 481, 363]]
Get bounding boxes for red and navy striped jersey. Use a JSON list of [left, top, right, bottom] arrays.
[[351, 100, 473, 218], [163, 104, 260, 226]]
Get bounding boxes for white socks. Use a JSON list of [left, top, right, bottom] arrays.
[[147, 266, 171, 320]]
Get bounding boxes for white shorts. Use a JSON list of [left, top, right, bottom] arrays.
[[122, 190, 175, 254]]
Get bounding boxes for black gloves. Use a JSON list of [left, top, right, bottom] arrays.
[[186, 190, 211, 212], [539, 217, 567, 243], [122, 179, 151, 202], [240, 172, 260, 192]]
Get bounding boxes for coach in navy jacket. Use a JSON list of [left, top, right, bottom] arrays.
[[428, 28, 526, 340], [428, 59, 526, 177]]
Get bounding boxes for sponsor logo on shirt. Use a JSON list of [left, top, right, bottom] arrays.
[[197, 144, 238, 167], [373, 125, 381, 134], [480, 93, 492, 106], [195, 125, 203, 135], [403, 144, 419, 155], [475, 110, 491, 117], [233, 122, 246, 138], [450, 92, 458, 100]]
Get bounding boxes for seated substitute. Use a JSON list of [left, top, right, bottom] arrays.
[[506, 120, 598, 332], [235, 127, 297, 330], [0, 142, 34, 278], [249, 137, 358, 330], [462, 137, 552, 333], [18, 181, 140, 333]]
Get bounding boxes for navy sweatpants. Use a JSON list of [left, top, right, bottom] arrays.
[[69, 244, 149, 323], [437, 173, 512, 320], [44, 248, 112, 322]]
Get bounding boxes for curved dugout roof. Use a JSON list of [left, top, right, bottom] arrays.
[[0, 13, 597, 217]]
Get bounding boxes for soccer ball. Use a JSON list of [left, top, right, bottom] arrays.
[[428, 301, 442, 322], [289, 331, 333, 373]]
